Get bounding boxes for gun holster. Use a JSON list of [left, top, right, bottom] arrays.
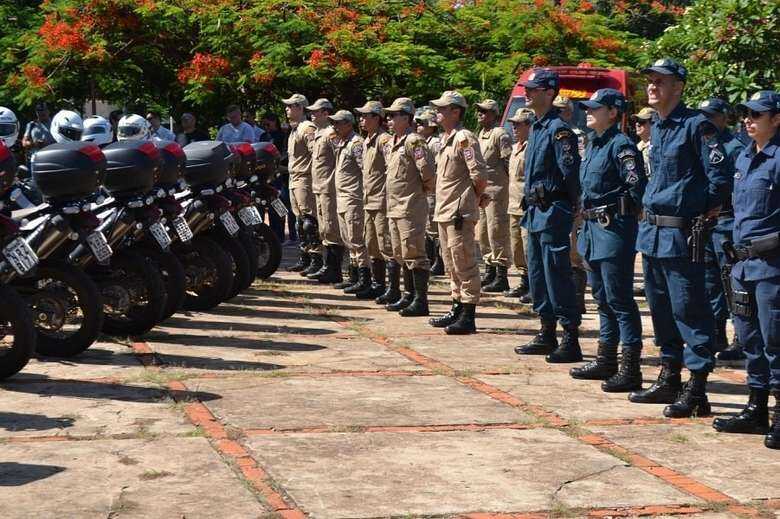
[[732, 289, 756, 318]]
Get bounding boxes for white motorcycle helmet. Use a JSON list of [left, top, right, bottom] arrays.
[[81, 115, 113, 146], [0, 107, 20, 147], [51, 109, 84, 143], [117, 114, 150, 141]]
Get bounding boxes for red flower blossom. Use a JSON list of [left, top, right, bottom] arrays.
[[38, 15, 90, 52], [308, 49, 325, 69], [22, 65, 48, 88], [177, 53, 231, 85], [593, 37, 622, 52]]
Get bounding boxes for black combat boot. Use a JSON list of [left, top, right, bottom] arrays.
[[573, 267, 587, 314], [302, 252, 323, 277], [431, 238, 445, 276], [386, 266, 414, 311], [717, 336, 746, 361], [429, 300, 463, 328], [664, 371, 711, 418], [629, 360, 682, 404], [307, 247, 330, 280], [356, 259, 385, 299], [546, 325, 583, 363], [289, 249, 310, 272], [602, 348, 643, 392], [399, 269, 429, 316], [483, 265, 509, 293], [335, 264, 358, 289], [713, 319, 729, 353], [317, 245, 343, 284], [345, 266, 371, 295], [515, 320, 557, 355], [445, 303, 477, 335], [481, 264, 496, 287], [503, 274, 529, 298], [376, 260, 401, 305], [765, 391, 780, 449], [570, 342, 618, 380], [713, 388, 769, 434]]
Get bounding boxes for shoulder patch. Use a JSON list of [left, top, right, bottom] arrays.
[[554, 128, 573, 141], [414, 146, 425, 161]]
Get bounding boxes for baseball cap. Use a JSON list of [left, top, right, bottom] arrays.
[[355, 101, 384, 117], [430, 91, 468, 109], [553, 95, 573, 109], [282, 93, 309, 106], [632, 107, 656, 121], [414, 108, 438, 127], [386, 98, 415, 115], [475, 99, 500, 114], [327, 110, 355, 124], [521, 69, 559, 90], [306, 98, 334, 112], [642, 58, 687, 81], [738, 90, 780, 113], [698, 98, 731, 116], [507, 107, 535, 123], [578, 88, 627, 112]]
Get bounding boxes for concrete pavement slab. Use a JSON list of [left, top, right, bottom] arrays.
[[19, 339, 146, 381]]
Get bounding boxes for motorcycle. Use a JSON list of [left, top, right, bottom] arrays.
[[245, 141, 284, 279]]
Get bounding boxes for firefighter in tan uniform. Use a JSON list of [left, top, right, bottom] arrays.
[[505, 107, 535, 300], [414, 108, 445, 276], [384, 97, 436, 317], [475, 99, 513, 293], [429, 91, 488, 335], [329, 110, 370, 295], [305, 98, 343, 283], [282, 94, 320, 272], [356, 101, 395, 301]]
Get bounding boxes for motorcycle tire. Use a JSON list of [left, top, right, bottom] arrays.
[[238, 230, 259, 286], [138, 247, 186, 322], [179, 235, 234, 311], [209, 232, 251, 301], [18, 260, 104, 357], [0, 285, 36, 380], [98, 249, 166, 336], [251, 222, 282, 280]]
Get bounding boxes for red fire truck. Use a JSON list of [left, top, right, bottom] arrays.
[[500, 63, 632, 133]]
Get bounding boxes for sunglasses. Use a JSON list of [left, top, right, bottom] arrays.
[[746, 110, 768, 119]]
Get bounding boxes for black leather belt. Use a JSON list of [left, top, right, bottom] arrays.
[[733, 233, 780, 261], [522, 190, 569, 209], [643, 212, 689, 229], [582, 205, 615, 220]]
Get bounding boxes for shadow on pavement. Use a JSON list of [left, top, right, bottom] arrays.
[[150, 333, 326, 353], [34, 346, 140, 368], [0, 463, 65, 486], [152, 319, 338, 336], [232, 295, 366, 311], [205, 305, 339, 322], [154, 352, 285, 371], [0, 412, 75, 432]]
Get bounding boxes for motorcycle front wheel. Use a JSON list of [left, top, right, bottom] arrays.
[[0, 285, 36, 380], [251, 222, 282, 280], [178, 235, 234, 311]]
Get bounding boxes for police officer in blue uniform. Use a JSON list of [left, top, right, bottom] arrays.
[[712, 90, 780, 450], [698, 98, 748, 361], [513, 69, 583, 363], [628, 59, 729, 418], [568, 89, 647, 392]]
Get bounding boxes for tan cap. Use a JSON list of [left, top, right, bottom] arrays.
[[475, 99, 500, 114], [386, 97, 415, 115], [327, 110, 355, 124], [430, 90, 468, 108], [632, 107, 656, 121], [355, 100, 385, 117], [282, 93, 309, 107], [508, 107, 535, 123], [553, 95, 573, 109], [306, 98, 334, 112], [414, 108, 438, 127]]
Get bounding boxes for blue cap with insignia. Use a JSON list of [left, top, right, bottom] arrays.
[[738, 90, 780, 113], [642, 58, 687, 82], [698, 98, 730, 116], [578, 88, 627, 112], [521, 69, 560, 90]]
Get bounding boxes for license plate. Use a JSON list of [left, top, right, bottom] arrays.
[[2, 237, 38, 275], [270, 198, 288, 218], [172, 217, 193, 243], [149, 222, 172, 250], [86, 231, 113, 263], [238, 206, 262, 227], [219, 212, 240, 236]]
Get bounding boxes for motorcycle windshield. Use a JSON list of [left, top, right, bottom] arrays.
[[117, 126, 141, 138], [59, 126, 83, 141], [83, 126, 108, 136], [0, 122, 17, 136]]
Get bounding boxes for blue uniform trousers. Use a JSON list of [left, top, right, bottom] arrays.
[[732, 275, 780, 390], [642, 255, 716, 372], [589, 253, 643, 351], [527, 227, 581, 328], [704, 226, 732, 323]]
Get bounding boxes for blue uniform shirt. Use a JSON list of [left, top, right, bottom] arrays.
[[521, 108, 581, 233], [577, 125, 647, 261], [732, 133, 780, 281], [713, 129, 746, 232], [637, 103, 729, 258]]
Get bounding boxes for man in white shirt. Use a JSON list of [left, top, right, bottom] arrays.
[[216, 105, 256, 143]]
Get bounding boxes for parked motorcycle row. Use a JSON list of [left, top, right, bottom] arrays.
[[0, 111, 287, 380]]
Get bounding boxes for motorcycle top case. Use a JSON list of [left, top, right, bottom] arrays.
[[228, 142, 257, 180], [250, 141, 281, 183], [153, 140, 186, 188], [102, 140, 162, 197], [0, 142, 16, 196], [30, 141, 107, 203], [183, 141, 235, 189]]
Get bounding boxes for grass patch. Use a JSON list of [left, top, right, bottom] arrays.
[[549, 497, 578, 518], [330, 425, 366, 433], [669, 432, 689, 444], [123, 368, 192, 386], [139, 469, 174, 481], [117, 455, 139, 466]]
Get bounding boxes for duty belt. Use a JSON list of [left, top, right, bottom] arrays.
[[731, 232, 780, 261], [642, 212, 689, 229], [582, 205, 616, 221], [521, 188, 569, 210]]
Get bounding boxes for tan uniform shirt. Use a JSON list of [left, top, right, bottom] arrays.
[[311, 124, 337, 194], [362, 130, 392, 211], [477, 125, 512, 188], [287, 120, 316, 188], [637, 139, 652, 178], [507, 140, 528, 216], [385, 130, 435, 219], [434, 127, 487, 223], [335, 132, 365, 210]]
